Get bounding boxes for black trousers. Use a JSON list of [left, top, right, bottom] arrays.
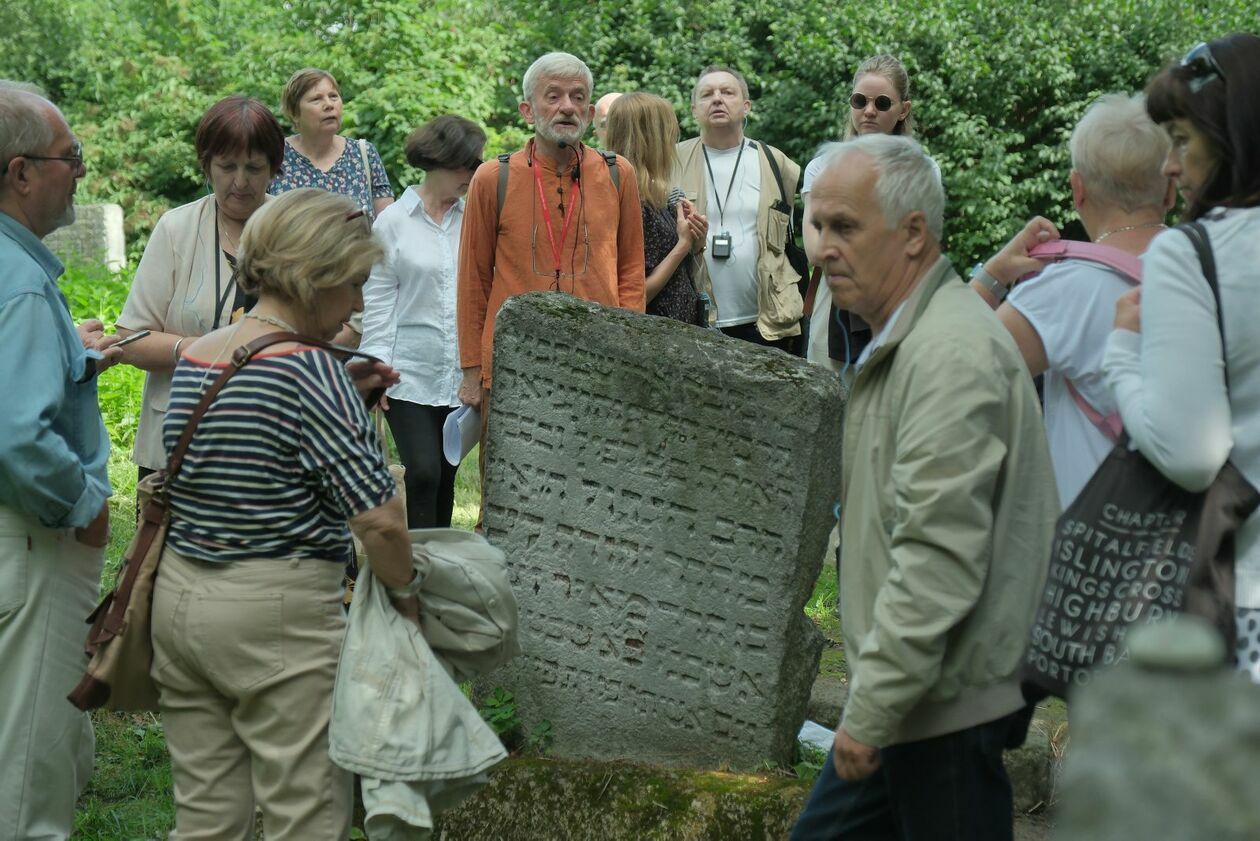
[[384, 400, 458, 529], [719, 321, 799, 355], [790, 710, 1026, 841]]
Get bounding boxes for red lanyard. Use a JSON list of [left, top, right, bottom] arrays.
[[532, 148, 583, 278]]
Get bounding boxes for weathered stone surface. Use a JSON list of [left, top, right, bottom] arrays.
[[436, 757, 809, 840], [806, 676, 846, 728], [1127, 613, 1224, 670], [1055, 622, 1260, 841], [482, 293, 842, 768], [44, 203, 125, 270], [433, 756, 1054, 841]]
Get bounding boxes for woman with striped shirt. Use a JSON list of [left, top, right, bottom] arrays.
[[149, 188, 414, 840]]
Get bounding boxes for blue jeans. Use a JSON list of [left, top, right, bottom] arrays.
[[791, 711, 1023, 841]]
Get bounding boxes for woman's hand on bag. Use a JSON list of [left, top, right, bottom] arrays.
[[1114, 287, 1141, 333], [987, 216, 1060, 287]]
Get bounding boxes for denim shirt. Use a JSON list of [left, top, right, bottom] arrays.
[[0, 212, 110, 528]]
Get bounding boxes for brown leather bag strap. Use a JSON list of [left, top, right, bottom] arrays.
[[803, 266, 822, 317], [164, 332, 384, 482]]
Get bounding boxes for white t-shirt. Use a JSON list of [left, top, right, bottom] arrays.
[[702, 140, 761, 327], [1008, 260, 1133, 507]]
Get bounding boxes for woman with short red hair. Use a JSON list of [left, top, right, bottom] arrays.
[[117, 95, 285, 481]]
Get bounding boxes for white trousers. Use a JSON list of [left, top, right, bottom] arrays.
[[0, 504, 102, 841]]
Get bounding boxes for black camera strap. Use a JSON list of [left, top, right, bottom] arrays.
[[702, 140, 746, 228]]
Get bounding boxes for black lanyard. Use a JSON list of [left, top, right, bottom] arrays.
[[212, 206, 233, 329], [702, 140, 746, 227], [212, 204, 254, 328]]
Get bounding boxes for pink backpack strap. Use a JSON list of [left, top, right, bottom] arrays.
[[1027, 240, 1143, 283], [1064, 378, 1123, 443], [1024, 240, 1138, 442]]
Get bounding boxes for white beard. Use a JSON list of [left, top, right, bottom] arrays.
[[50, 200, 76, 232]]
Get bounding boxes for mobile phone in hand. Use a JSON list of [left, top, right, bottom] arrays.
[[112, 329, 152, 348]]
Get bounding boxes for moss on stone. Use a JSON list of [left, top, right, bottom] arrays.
[[437, 756, 811, 840]]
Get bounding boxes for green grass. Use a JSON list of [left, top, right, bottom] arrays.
[[74, 714, 173, 840]]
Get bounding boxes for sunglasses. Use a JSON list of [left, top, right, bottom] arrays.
[[1181, 42, 1226, 93], [850, 93, 895, 112]]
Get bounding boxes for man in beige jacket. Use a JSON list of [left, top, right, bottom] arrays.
[[674, 65, 802, 352], [791, 134, 1058, 841]]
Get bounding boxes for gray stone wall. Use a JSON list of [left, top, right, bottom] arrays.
[[482, 292, 843, 768], [44, 203, 125, 270]]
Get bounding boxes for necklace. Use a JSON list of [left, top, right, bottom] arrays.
[[1094, 222, 1165, 244], [218, 212, 241, 253], [243, 312, 297, 332]]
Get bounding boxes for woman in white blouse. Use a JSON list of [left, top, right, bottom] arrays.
[[359, 115, 486, 527], [1104, 34, 1260, 681]]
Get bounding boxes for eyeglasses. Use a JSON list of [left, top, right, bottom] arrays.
[[1181, 42, 1226, 93], [21, 140, 84, 168], [850, 93, 895, 112], [345, 208, 368, 222]]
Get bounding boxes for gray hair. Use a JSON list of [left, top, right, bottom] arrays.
[[1070, 93, 1170, 212], [0, 81, 54, 181], [691, 65, 750, 105], [817, 134, 944, 239], [521, 52, 593, 104]]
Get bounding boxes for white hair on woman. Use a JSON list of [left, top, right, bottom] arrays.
[[1070, 93, 1171, 212], [817, 134, 945, 239]]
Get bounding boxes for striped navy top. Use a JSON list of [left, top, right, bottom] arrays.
[[162, 347, 396, 564]]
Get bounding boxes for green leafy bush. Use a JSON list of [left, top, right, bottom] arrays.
[[4, 1, 1254, 267]]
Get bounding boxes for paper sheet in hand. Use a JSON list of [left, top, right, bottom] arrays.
[[443, 404, 480, 466]]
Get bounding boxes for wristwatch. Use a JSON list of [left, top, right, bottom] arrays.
[[385, 570, 421, 599], [970, 262, 1008, 303]]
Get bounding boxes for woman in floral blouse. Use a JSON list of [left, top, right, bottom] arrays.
[[268, 68, 394, 219]]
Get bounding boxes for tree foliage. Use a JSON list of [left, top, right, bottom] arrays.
[[1, 0, 1253, 267]]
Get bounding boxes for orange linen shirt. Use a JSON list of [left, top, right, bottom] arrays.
[[457, 142, 646, 388]]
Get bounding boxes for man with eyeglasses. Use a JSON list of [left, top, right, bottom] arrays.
[[456, 52, 645, 523], [0, 80, 122, 838], [674, 65, 803, 353]]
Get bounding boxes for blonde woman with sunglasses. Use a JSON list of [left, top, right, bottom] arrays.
[[802, 55, 925, 373]]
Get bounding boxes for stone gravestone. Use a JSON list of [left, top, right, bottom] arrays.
[[482, 292, 843, 768], [1055, 616, 1260, 841], [44, 203, 125, 271]]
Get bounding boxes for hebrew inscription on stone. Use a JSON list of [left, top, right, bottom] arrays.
[[483, 293, 844, 767]]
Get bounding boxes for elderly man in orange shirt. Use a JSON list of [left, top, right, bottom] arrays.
[[457, 51, 644, 411], [456, 53, 645, 513]]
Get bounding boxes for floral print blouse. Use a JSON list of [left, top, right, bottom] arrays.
[[268, 137, 394, 217]]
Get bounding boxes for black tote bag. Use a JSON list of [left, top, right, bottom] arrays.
[[1022, 222, 1260, 699]]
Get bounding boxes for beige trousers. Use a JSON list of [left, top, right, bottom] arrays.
[[0, 504, 101, 841], [151, 549, 351, 841]]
